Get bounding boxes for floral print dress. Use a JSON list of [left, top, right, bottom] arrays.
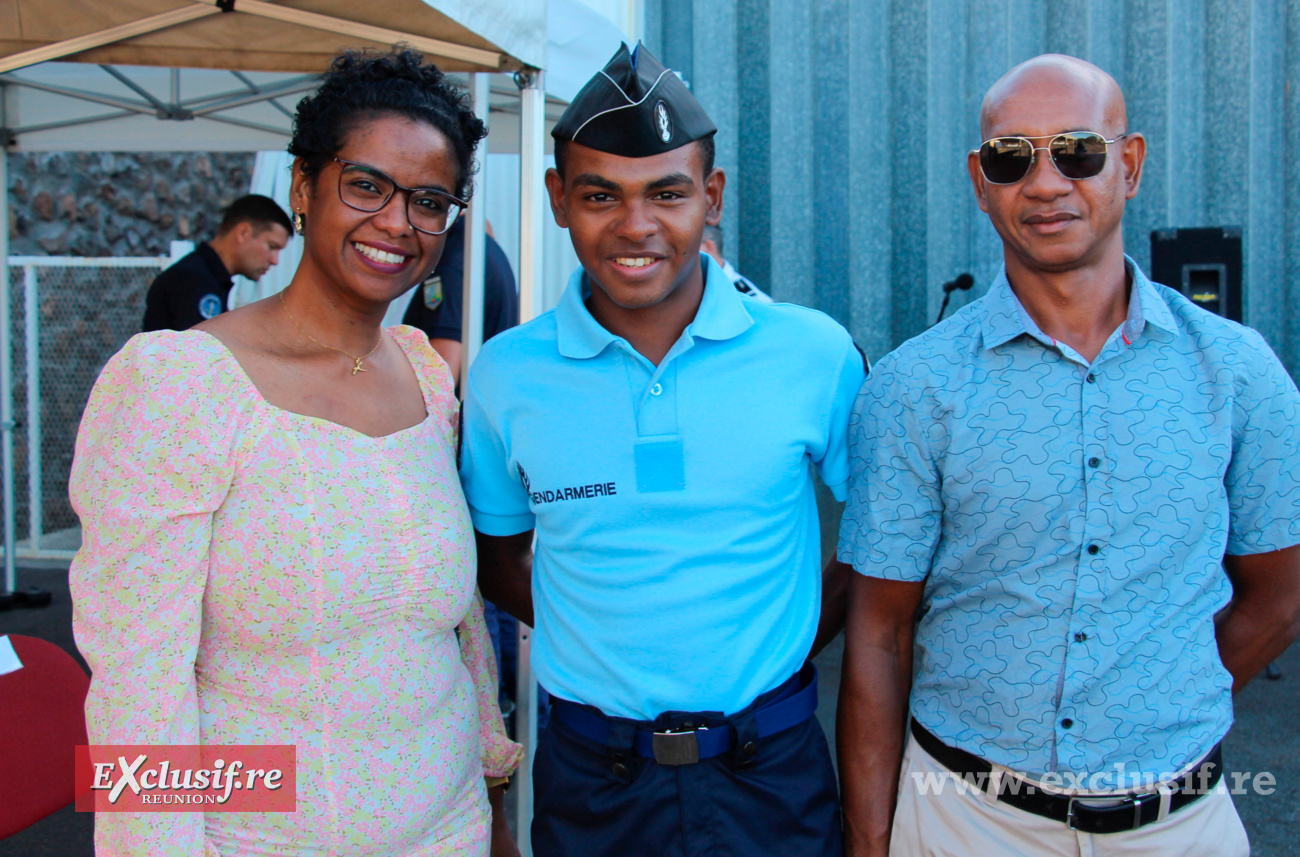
[[70, 326, 521, 856]]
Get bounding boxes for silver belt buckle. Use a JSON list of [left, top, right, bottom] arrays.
[[651, 725, 706, 766], [1065, 792, 1155, 832], [1065, 796, 1082, 831]]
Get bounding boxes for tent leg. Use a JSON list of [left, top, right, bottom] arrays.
[[24, 263, 41, 552], [513, 604, 536, 855], [0, 149, 15, 598], [514, 68, 545, 857], [460, 72, 489, 389], [517, 73, 545, 325]]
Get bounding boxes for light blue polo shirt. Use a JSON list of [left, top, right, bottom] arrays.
[[461, 254, 864, 720]]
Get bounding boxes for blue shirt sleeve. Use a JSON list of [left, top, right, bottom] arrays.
[[836, 353, 942, 581], [813, 337, 868, 502], [1225, 330, 1300, 555], [459, 370, 537, 536]]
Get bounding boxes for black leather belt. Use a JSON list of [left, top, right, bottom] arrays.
[[910, 719, 1223, 834]]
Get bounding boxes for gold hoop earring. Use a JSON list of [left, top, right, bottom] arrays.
[[292, 211, 304, 235]]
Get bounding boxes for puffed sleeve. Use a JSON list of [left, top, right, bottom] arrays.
[[455, 591, 524, 778], [69, 333, 237, 856]]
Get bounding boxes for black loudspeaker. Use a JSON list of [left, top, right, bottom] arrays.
[[1149, 227, 1243, 322]]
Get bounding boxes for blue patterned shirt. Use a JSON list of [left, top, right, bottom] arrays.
[[838, 259, 1300, 786]]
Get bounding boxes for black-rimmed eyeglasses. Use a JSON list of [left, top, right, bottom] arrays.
[[334, 158, 467, 235]]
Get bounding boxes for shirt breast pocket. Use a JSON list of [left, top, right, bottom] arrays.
[[634, 436, 686, 493]]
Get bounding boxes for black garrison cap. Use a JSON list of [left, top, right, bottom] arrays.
[[551, 42, 716, 157]]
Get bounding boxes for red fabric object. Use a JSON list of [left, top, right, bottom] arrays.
[[0, 634, 90, 840]]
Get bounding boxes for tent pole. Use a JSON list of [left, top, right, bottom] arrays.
[[517, 73, 545, 325], [0, 145, 15, 595], [24, 263, 40, 552], [513, 68, 545, 857], [460, 72, 489, 391]]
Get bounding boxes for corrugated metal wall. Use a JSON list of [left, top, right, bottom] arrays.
[[641, 0, 1300, 377]]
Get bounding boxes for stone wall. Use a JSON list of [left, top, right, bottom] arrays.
[[7, 151, 257, 257]]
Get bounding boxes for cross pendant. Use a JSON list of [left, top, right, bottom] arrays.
[[352, 359, 367, 375]]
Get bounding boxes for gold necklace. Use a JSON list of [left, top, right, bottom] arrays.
[[279, 290, 383, 375]]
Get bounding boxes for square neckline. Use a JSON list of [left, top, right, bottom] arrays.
[[186, 326, 438, 441]]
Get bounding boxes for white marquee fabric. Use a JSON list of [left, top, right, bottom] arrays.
[[0, 0, 545, 74]]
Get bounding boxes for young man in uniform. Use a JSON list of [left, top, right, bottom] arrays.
[[460, 43, 864, 857], [142, 194, 291, 332], [837, 54, 1300, 856]]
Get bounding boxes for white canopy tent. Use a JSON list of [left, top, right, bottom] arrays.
[[0, 1, 632, 847], [0, 0, 545, 75], [0, 0, 626, 319], [0, 0, 621, 150]]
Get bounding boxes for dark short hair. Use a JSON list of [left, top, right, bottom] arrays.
[[553, 133, 716, 181], [217, 194, 293, 236], [289, 47, 487, 200]]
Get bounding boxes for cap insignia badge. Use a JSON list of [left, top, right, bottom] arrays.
[[655, 101, 672, 143]]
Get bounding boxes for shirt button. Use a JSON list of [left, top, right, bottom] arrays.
[[650, 383, 663, 397], [1088, 457, 1101, 468], [1086, 373, 1096, 383], [1087, 544, 1100, 555], [1074, 632, 1088, 643], [1061, 718, 1074, 729]]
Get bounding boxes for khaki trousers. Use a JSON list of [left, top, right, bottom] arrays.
[[890, 734, 1251, 857]]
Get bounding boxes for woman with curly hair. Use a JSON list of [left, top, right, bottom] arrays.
[[70, 47, 521, 856]]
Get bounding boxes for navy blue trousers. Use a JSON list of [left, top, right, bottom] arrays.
[[531, 680, 842, 857]]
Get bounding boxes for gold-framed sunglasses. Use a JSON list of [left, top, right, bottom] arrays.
[[976, 131, 1129, 184]]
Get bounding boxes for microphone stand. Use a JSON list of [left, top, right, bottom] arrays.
[[935, 273, 975, 325]]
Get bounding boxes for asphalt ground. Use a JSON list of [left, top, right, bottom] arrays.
[[2, 563, 1296, 856]]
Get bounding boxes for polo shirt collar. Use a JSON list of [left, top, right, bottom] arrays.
[[980, 255, 1175, 351], [555, 253, 753, 359], [691, 253, 755, 341]]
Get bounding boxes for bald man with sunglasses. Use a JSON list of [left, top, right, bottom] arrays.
[[837, 54, 1300, 857]]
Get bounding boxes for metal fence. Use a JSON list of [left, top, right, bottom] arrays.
[[3, 256, 168, 571]]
